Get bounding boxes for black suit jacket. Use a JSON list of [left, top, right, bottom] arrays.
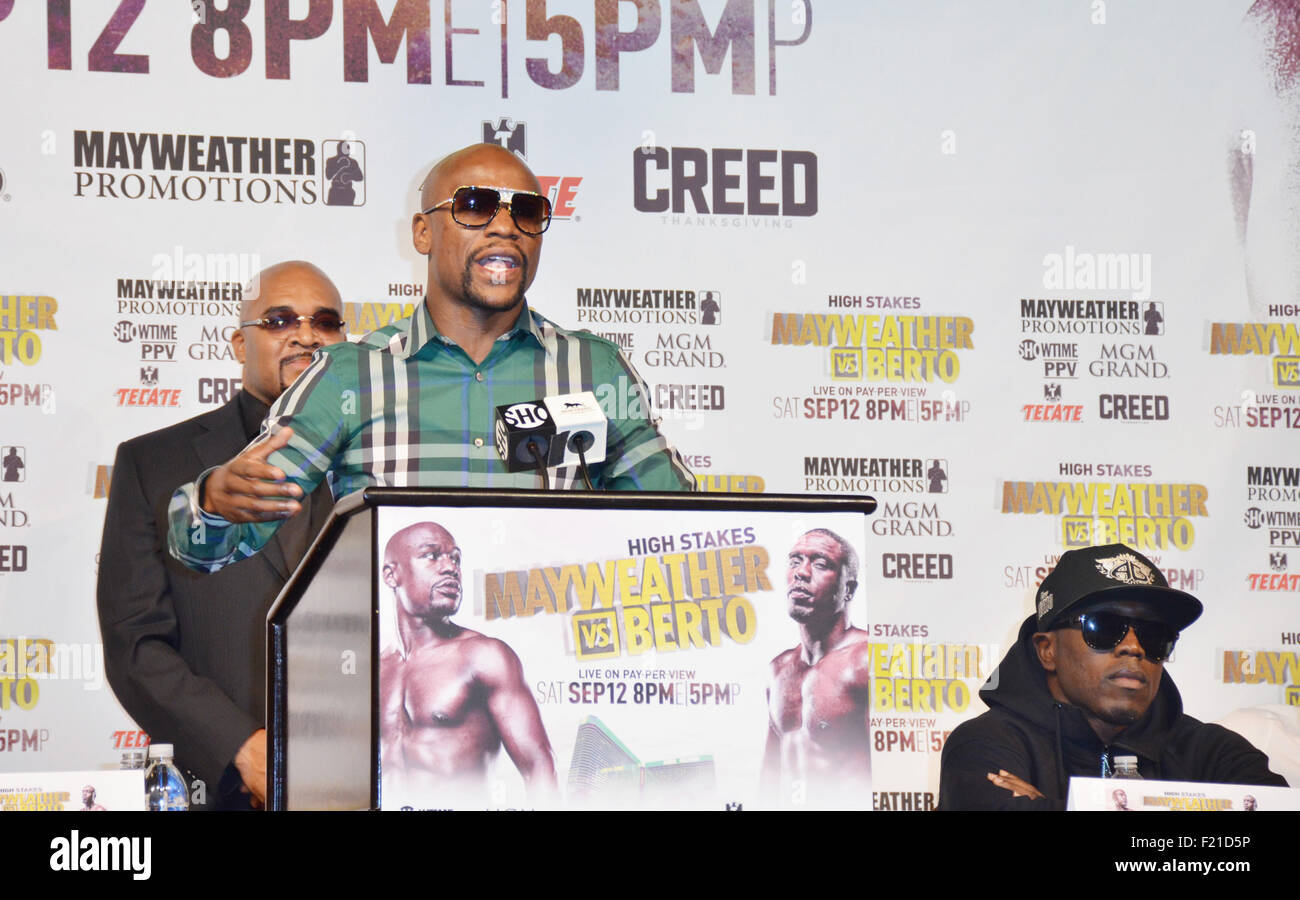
[[96, 395, 332, 806]]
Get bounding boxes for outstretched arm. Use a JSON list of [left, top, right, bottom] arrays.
[[168, 350, 349, 572]]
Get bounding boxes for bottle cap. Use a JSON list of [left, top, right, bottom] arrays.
[[147, 743, 174, 759]]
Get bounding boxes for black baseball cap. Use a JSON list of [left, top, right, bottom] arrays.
[[1034, 543, 1203, 632]]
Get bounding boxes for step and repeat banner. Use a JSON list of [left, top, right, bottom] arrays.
[[1, 1, 1298, 808]]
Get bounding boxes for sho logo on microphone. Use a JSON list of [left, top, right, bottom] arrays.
[[501, 402, 549, 429]]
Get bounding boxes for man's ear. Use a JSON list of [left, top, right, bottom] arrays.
[[1033, 632, 1058, 673], [231, 327, 246, 365], [412, 212, 432, 255], [842, 579, 858, 605], [382, 562, 398, 590]]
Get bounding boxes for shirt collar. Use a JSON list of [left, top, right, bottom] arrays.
[[401, 299, 547, 360], [236, 389, 271, 441]]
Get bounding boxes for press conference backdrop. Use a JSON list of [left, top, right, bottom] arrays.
[[1, 1, 1297, 808]]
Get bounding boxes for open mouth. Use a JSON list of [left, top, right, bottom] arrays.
[[475, 251, 523, 285]]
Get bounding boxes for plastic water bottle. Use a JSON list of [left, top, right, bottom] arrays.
[[1112, 755, 1143, 779], [144, 743, 190, 811]]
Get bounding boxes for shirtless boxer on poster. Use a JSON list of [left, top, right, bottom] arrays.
[[762, 528, 871, 807], [379, 522, 556, 806]]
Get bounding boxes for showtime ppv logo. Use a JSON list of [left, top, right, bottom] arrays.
[[72, 130, 367, 206], [1018, 339, 1079, 378], [1242, 506, 1300, 550], [114, 321, 178, 363]]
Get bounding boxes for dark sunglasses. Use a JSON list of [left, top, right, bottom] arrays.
[[239, 312, 346, 334], [422, 185, 552, 235], [1060, 611, 1179, 662]]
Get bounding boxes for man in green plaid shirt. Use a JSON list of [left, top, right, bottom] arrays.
[[168, 143, 694, 573]]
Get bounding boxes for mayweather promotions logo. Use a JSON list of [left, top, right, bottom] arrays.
[[1247, 465, 1300, 502], [802, 457, 945, 495], [1019, 298, 1156, 335], [72, 130, 369, 207], [575, 288, 711, 325]]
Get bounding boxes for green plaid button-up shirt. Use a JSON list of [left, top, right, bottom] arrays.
[[168, 301, 694, 572]]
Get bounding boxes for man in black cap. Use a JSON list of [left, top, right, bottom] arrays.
[[939, 543, 1287, 809]]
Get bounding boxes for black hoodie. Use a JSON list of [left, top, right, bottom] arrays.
[[938, 615, 1287, 810]]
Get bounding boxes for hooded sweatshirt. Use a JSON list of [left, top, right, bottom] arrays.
[[938, 615, 1287, 810]]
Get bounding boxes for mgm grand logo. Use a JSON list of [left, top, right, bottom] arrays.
[[871, 501, 953, 537]]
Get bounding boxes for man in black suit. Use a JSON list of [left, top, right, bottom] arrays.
[[97, 260, 346, 809]]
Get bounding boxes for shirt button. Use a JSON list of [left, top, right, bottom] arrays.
[[475, 371, 484, 382], [473, 438, 484, 448]]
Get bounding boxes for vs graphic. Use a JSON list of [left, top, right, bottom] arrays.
[[1276, 357, 1300, 388], [574, 611, 618, 659]]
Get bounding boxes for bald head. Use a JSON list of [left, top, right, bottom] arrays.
[[412, 144, 547, 329], [385, 521, 456, 568], [240, 260, 341, 321], [418, 143, 541, 214], [383, 522, 463, 623], [232, 259, 346, 405]]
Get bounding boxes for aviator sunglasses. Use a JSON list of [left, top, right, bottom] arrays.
[[1059, 610, 1179, 662], [239, 311, 346, 334], [422, 185, 553, 235]]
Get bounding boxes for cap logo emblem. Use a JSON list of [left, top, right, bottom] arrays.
[[1094, 553, 1157, 586], [1037, 590, 1054, 618]]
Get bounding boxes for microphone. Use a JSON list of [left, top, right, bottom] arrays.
[[494, 399, 556, 472], [541, 391, 607, 470], [494, 392, 607, 485]]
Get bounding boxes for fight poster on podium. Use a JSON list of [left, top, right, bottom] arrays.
[[375, 505, 870, 811]]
